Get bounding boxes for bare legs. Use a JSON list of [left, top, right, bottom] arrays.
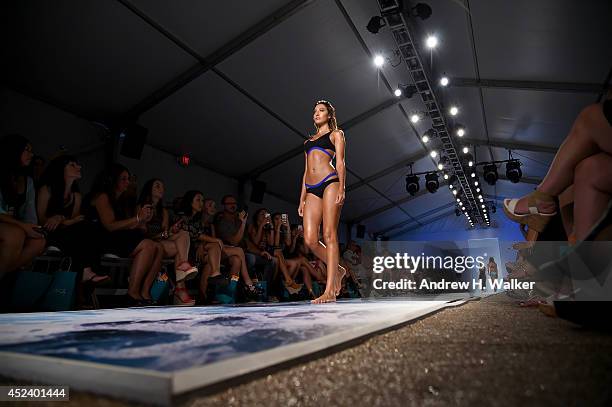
[[303, 183, 345, 304], [127, 239, 160, 300], [512, 104, 612, 215], [223, 246, 253, 286], [0, 224, 46, 279], [199, 242, 222, 296], [160, 230, 192, 302], [573, 153, 612, 240]]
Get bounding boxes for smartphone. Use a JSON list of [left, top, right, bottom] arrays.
[[297, 225, 303, 232], [281, 213, 288, 224]]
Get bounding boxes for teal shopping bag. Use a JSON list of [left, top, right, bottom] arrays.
[[151, 272, 170, 302], [10, 271, 54, 311], [41, 258, 77, 311]]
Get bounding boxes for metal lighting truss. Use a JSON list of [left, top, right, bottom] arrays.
[[376, 0, 485, 225]]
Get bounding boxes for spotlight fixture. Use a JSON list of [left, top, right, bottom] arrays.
[[476, 187, 480, 192], [478, 195, 482, 199], [470, 172, 476, 178], [440, 76, 449, 87], [483, 163, 499, 185], [430, 150, 438, 158], [449, 106, 459, 116], [455, 124, 465, 137], [398, 84, 417, 99], [410, 113, 420, 123], [373, 55, 385, 67], [456, 198, 461, 203], [425, 172, 439, 193], [422, 129, 435, 143], [443, 172, 449, 180], [422, 135, 430, 143], [394, 88, 402, 97], [452, 189, 457, 196], [366, 16, 386, 34], [405, 174, 420, 196], [506, 159, 522, 183], [462, 146, 469, 154], [426, 35, 438, 49], [468, 160, 474, 167], [474, 181, 479, 186], [437, 163, 443, 170]]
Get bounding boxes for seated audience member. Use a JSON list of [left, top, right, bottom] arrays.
[[213, 195, 260, 294], [0, 135, 45, 278], [88, 164, 162, 306], [138, 179, 197, 306], [504, 94, 612, 241], [37, 155, 109, 291], [247, 209, 302, 292], [31, 154, 46, 189]]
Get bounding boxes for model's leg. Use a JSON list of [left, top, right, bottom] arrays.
[[573, 152, 612, 240], [311, 183, 343, 304], [511, 104, 612, 214]]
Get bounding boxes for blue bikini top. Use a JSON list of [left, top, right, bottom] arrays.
[[304, 131, 336, 158]]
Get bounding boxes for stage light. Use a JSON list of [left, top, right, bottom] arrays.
[[452, 189, 457, 195], [422, 135, 429, 143], [462, 146, 469, 154], [449, 106, 459, 116], [405, 174, 420, 196], [410, 113, 420, 123], [399, 84, 417, 98], [426, 35, 438, 49], [374, 55, 385, 67], [440, 76, 449, 87], [478, 195, 482, 199], [449, 184, 453, 189], [483, 163, 498, 185], [443, 172, 449, 180], [394, 88, 402, 97], [506, 160, 522, 183], [437, 163, 443, 170], [430, 150, 438, 158], [367, 16, 386, 34], [456, 198, 461, 203], [480, 198, 484, 202], [468, 160, 473, 167], [476, 187, 480, 192], [474, 181, 479, 186], [422, 129, 435, 143], [425, 172, 439, 193], [471, 172, 476, 177]]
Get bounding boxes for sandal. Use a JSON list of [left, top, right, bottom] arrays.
[[504, 190, 557, 240], [175, 261, 198, 282], [173, 287, 195, 306]]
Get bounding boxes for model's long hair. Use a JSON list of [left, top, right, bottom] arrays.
[[39, 155, 80, 217], [314, 100, 339, 133]]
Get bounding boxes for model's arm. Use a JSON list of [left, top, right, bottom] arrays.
[[299, 144, 308, 214], [332, 130, 346, 202]]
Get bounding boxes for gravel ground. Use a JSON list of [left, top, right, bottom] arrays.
[[3, 294, 612, 407]]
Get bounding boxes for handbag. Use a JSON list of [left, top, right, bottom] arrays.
[[151, 272, 170, 302], [41, 257, 77, 311]]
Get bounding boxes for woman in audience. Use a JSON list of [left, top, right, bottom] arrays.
[[0, 135, 46, 278], [248, 209, 302, 291], [88, 164, 161, 306], [504, 95, 612, 241], [138, 179, 197, 306], [37, 155, 109, 294]]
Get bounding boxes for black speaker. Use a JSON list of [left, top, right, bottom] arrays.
[[250, 180, 266, 204], [356, 224, 366, 239], [120, 124, 148, 159]]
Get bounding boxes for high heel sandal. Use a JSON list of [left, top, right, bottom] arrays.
[[504, 190, 557, 240], [173, 287, 195, 306]]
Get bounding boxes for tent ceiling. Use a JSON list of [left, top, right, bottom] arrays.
[[3, 0, 610, 235]]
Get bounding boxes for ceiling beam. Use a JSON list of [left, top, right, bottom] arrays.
[[388, 209, 457, 238], [346, 150, 429, 192], [347, 179, 449, 224], [448, 77, 609, 94], [463, 137, 558, 154], [242, 97, 400, 180], [373, 201, 456, 235], [118, 0, 314, 119]]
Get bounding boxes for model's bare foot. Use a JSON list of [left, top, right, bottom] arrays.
[[311, 290, 336, 304], [512, 195, 556, 215], [334, 265, 346, 296]]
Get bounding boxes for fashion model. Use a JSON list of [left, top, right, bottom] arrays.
[[299, 100, 347, 304]]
